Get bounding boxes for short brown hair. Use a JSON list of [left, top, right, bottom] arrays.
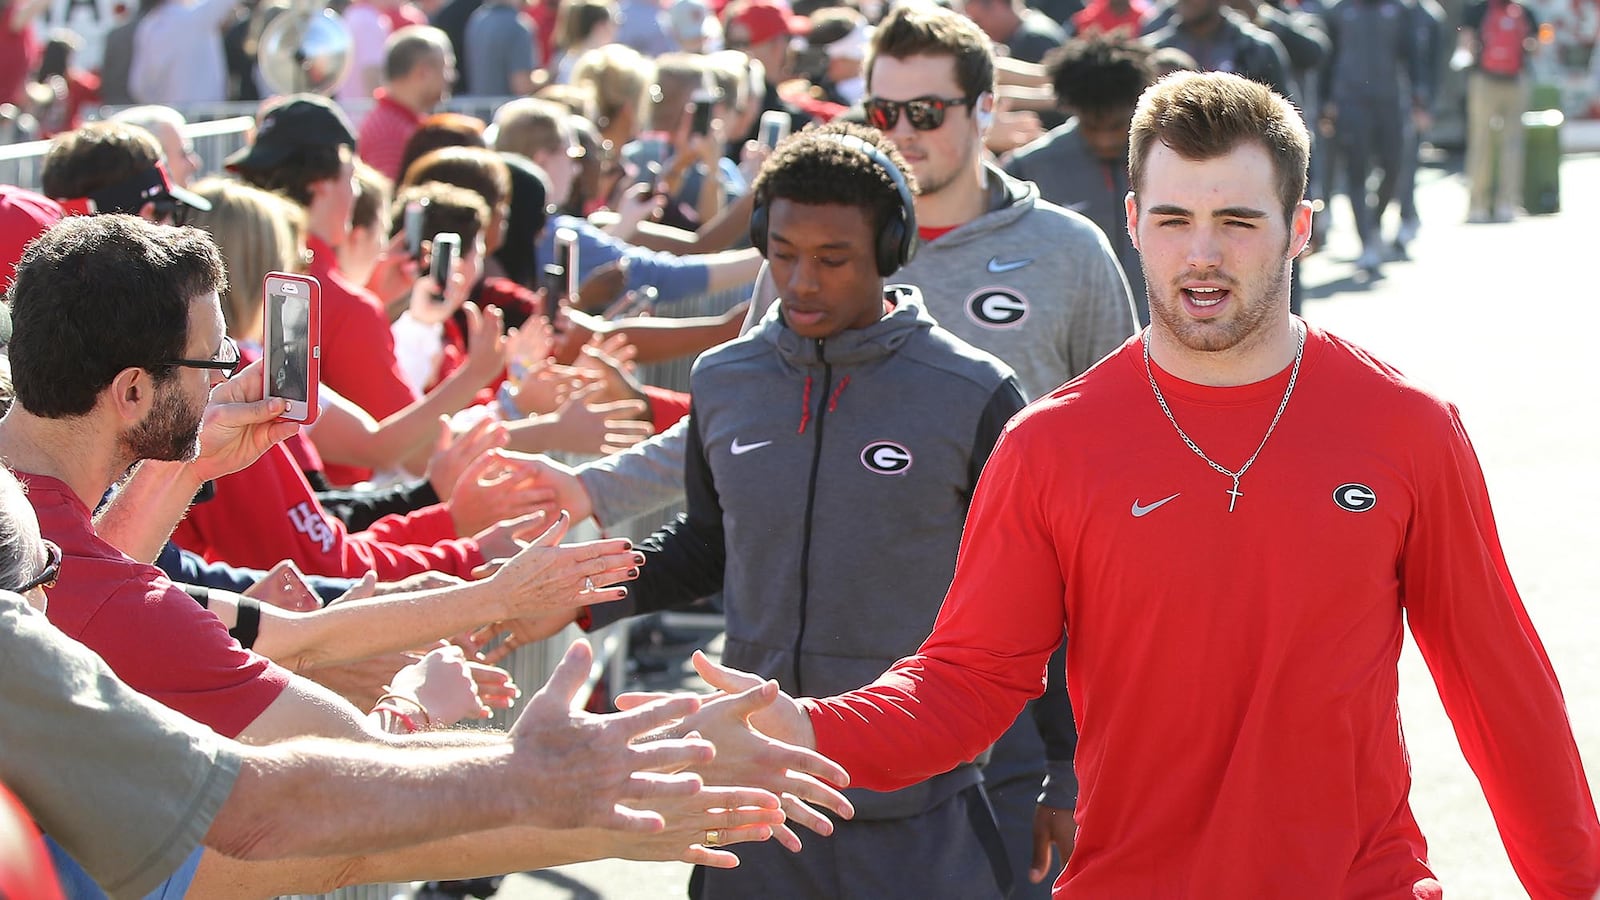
[[389, 182, 488, 251], [401, 146, 512, 213], [867, 3, 995, 105], [1128, 70, 1308, 220], [397, 113, 488, 189], [39, 122, 163, 200]]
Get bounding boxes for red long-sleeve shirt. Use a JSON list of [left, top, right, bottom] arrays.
[[306, 234, 419, 486], [805, 326, 1600, 898], [173, 441, 484, 581]]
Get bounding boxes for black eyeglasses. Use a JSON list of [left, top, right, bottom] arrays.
[[169, 336, 243, 377], [16, 540, 61, 594], [866, 95, 973, 132], [152, 199, 193, 227]]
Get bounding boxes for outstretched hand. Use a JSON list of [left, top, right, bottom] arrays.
[[508, 639, 714, 833], [617, 651, 852, 851]]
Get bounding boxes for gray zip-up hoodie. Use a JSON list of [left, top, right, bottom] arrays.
[[752, 165, 1138, 401], [591, 286, 1026, 820]]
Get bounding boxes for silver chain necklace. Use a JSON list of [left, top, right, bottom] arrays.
[[1142, 320, 1306, 513]]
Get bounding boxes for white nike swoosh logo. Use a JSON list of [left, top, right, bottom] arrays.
[[1130, 493, 1181, 517], [730, 438, 773, 456], [986, 256, 1033, 274]]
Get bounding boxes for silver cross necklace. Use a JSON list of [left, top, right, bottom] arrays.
[[1142, 320, 1306, 512]]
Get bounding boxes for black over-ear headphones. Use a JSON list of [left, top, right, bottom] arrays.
[[749, 132, 919, 277]]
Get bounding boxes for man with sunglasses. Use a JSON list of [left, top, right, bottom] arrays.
[[856, 7, 1135, 896], [39, 121, 213, 225]]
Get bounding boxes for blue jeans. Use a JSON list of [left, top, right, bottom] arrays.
[[45, 836, 202, 900]]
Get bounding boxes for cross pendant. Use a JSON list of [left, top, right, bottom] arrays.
[[1226, 477, 1243, 513]]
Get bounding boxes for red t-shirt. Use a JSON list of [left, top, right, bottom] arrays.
[[357, 88, 425, 183], [306, 233, 419, 486], [1071, 0, 1148, 37], [172, 441, 486, 580], [0, 16, 38, 106], [22, 472, 290, 738], [804, 326, 1600, 897]]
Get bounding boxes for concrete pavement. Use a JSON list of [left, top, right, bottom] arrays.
[[492, 154, 1600, 900]]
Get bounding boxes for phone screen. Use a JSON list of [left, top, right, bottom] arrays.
[[760, 111, 790, 149], [403, 200, 426, 259], [267, 288, 311, 403], [432, 232, 459, 296], [692, 100, 714, 137]]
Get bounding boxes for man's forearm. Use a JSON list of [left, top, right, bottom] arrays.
[[241, 580, 509, 670], [194, 821, 620, 897], [96, 460, 206, 563], [209, 740, 526, 862], [704, 249, 764, 295]]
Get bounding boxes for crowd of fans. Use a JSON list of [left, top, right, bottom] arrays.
[[0, 0, 1557, 897]]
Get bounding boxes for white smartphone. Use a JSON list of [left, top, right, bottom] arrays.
[[262, 272, 321, 424], [759, 110, 790, 149], [555, 226, 579, 304]]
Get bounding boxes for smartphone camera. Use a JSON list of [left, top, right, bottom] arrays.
[[403, 199, 428, 260], [431, 232, 460, 298], [691, 95, 716, 137]]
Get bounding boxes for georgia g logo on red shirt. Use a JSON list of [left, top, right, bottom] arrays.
[[288, 501, 336, 552]]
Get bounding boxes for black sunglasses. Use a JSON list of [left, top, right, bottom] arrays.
[[169, 335, 243, 377], [16, 540, 61, 594], [866, 95, 973, 132]]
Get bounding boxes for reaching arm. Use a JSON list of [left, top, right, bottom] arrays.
[[585, 405, 726, 629], [204, 522, 641, 670]]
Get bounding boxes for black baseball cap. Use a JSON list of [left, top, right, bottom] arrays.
[[225, 93, 357, 172], [56, 161, 212, 219]]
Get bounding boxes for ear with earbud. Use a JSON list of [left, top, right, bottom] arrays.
[[974, 92, 996, 134]]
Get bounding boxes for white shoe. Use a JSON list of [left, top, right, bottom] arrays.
[[1467, 208, 1492, 224], [1493, 204, 1516, 222]]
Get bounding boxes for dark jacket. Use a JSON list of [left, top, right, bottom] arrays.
[[596, 286, 1027, 819]]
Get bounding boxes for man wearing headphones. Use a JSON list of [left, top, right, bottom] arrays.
[[583, 122, 1027, 900]]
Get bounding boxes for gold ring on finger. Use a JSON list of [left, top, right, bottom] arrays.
[[704, 829, 721, 847]]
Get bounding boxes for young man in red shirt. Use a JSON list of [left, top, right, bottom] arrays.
[[663, 71, 1600, 897]]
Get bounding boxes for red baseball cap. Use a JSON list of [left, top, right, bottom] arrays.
[[0, 186, 63, 294], [725, 0, 811, 46]]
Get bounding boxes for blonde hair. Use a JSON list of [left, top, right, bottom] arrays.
[[570, 43, 655, 129], [704, 50, 751, 113], [491, 97, 572, 161], [186, 177, 306, 339]]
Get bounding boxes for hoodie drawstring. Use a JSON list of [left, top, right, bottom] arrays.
[[797, 373, 852, 434], [828, 375, 850, 414], [797, 374, 814, 434]]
